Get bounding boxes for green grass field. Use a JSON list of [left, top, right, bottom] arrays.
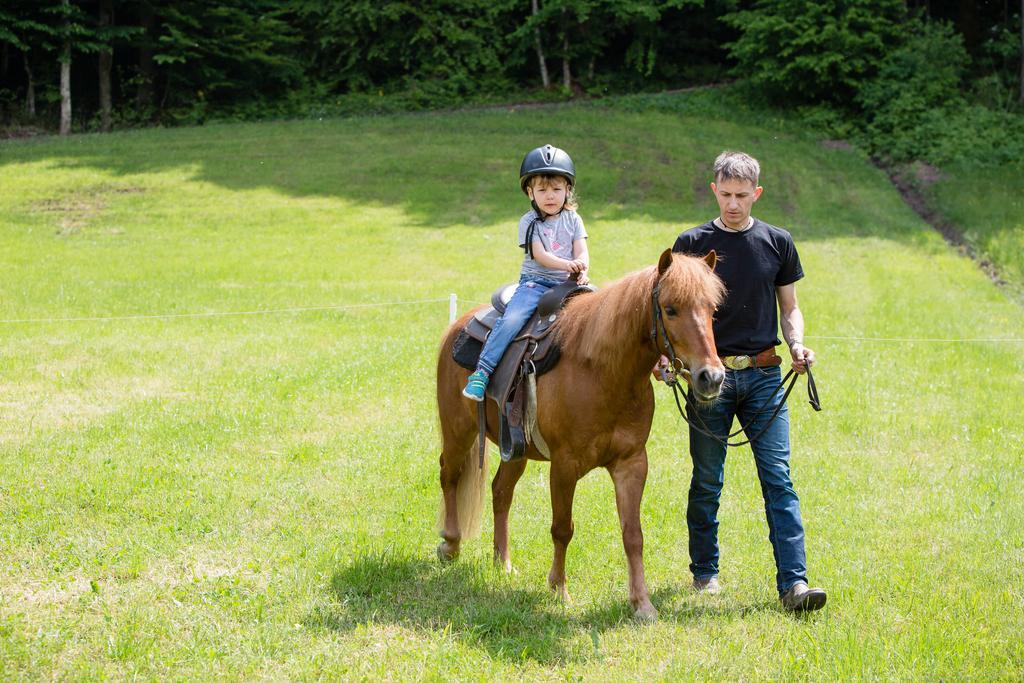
[[926, 160, 1024, 296], [1, 99, 1023, 680]]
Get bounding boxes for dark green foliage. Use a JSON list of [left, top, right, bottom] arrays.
[[852, 20, 1024, 166], [517, 0, 701, 81], [152, 1, 303, 123], [1, 0, 735, 128], [970, 19, 1021, 111], [723, 0, 905, 105], [0, 3, 54, 52], [1, 0, 1023, 168], [854, 21, 967, 163], [45, 0, 109, 58], [721, 1, 1024, 167], [0, 1, 55, 121], [295, 0, 515, 96]]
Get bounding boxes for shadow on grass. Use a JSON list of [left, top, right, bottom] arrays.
[[0, 93, 925, 244], [308, 550, 776, 664]]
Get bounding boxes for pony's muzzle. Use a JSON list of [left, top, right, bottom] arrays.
[[691, 365, 725, 401]]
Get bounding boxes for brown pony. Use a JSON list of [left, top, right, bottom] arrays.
[[435, 249, 725, 621]]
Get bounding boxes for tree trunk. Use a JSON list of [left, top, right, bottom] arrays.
[[954, 0, 980, 52], [60, 43, 72, 136], [562, 35, 571, 89], [24, 53, 36, 118], [137, 1, 155, 109], [98, 0, 114, 132], [1020, 0, 1023, 105], [531, 0, 550, 88], [561, 7, 571, 89]]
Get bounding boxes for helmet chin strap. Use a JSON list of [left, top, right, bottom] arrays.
[[524, 200, 545, 259], [530, 199, 549, 219], [525, 185, 569, 258]]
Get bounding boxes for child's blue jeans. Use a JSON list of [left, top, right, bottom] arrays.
[[476, 276, 558, 375]]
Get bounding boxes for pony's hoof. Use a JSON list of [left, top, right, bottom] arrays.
[[548, 571, 572, 602], [633, 604, 658, 623], [550, 584, 572, 604], [436, 541, 459, 563]]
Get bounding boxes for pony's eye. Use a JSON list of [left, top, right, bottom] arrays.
[[664, 306, 678, 317]]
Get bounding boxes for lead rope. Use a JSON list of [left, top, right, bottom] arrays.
[[651, 278, 820, 449], [672, 365, 819, 448]]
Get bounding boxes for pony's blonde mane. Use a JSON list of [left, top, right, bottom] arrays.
[[554, 254, 725, 364]]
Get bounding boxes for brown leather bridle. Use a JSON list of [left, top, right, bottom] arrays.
[[650, 278, 820, 448]]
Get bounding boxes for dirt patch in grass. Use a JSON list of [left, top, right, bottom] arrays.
[[690, 161, 712, 208], [821, 139, 854, 151], [141, 547, 269, 595], [884, 161, 1008, 291], [0, 576, 93, 609], [34, 195, 108, 235], [0, 125, 48, 140], [0, 376, 191, 438], [31, 184, 146, 236]]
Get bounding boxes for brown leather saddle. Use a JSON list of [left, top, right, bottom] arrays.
[[455, 277, 595, 462]]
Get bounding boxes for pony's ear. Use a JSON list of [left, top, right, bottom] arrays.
[[703, 250, 717, 271], [658, 248, 674, 276]]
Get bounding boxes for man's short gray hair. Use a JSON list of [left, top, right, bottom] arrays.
[[713, 151, 760, 186]]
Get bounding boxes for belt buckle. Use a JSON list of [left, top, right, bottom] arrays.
[[723, 355, 751, 370]]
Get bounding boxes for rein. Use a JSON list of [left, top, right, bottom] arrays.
[[650, 277, 821, 449], [672, 365, 820, 447]]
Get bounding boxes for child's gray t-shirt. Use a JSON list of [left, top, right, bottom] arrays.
[[518, 209, 587, 283]]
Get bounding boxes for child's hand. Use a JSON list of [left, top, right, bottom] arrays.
[[566, 258, 586, 273], [576, 269, 589, 286]]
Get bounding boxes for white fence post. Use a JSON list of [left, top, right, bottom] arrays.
[[449, 293, 457, 325]]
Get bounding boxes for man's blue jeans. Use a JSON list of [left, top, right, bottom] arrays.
[[686, 365, 808, 595], [476, 277, 556, 375]]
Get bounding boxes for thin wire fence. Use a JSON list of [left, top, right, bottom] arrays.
[[0, 294, 1021, 344], [0, 298, 453, 325]]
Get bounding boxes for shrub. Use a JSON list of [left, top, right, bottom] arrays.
[[850, 20, 1024, 166], [723, 0, 905, 106]]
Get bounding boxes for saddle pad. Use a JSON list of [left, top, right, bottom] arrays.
[[452, 330, 484, 371], [451, 328, 561, 376]]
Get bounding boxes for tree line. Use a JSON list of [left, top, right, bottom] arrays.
[[1, 1, 1021, 136]]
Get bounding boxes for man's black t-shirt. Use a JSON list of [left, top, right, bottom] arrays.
[[672, 218, 803, 356]]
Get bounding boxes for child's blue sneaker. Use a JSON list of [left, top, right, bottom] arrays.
[[462, 370, 489, 401]]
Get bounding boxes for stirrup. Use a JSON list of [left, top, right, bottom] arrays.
[[499, 412, 526, 462]]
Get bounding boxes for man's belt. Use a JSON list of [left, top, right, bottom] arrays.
[[720, 348, 783, 370]]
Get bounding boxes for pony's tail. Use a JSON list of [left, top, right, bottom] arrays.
[[437, 438, 489, 541]]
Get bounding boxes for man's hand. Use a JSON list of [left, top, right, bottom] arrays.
[[651, 355, 675, 384], [789, 342, 815, 374]]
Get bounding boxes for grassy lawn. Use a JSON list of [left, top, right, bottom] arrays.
[[925, 160, 1024, 297], [1, 99, 1023, 679]]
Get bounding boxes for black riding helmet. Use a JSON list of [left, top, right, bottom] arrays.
[[519, 144, 576, 195], [519, 144, 576, 259]]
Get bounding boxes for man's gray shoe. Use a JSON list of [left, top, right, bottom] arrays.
[[780, 582, 827, 611], [692, 576, 722, 594]]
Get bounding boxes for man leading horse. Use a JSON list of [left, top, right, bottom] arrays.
[[662, 150, 827, 612]]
